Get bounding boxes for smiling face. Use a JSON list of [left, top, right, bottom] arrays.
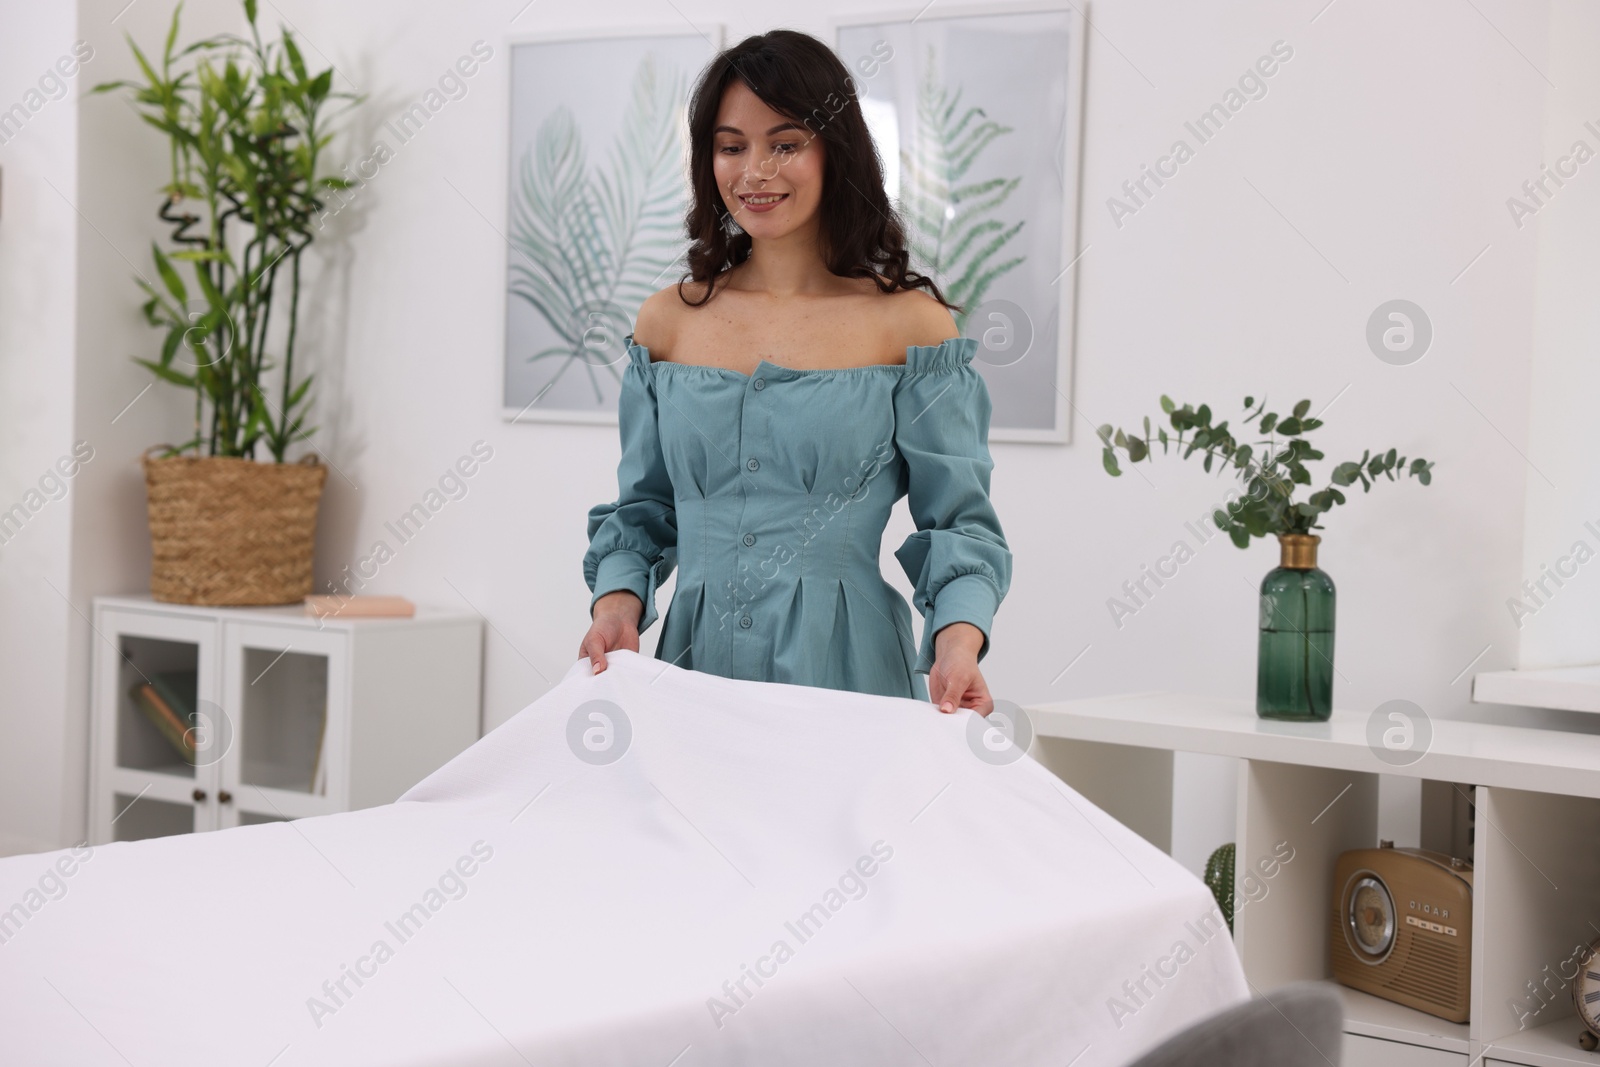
[[712, 79, 826, 242]]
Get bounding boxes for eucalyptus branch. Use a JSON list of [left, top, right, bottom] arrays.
[[1100, 393, 1435, 547]]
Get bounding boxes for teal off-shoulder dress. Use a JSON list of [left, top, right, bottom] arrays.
[[582, 332, 1012, 702]]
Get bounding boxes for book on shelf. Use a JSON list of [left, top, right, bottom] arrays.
[[129, 669, 200, 765], [303, 595, 414, 620], [308, 711, 328, 795]]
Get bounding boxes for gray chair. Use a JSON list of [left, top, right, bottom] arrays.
[[1123, 981, 1344, 1067]]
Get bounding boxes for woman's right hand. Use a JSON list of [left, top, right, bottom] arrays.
[[579, 590, 644, 673]]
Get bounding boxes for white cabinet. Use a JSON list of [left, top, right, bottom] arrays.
[[89, 595, 482, 843], [1343, 1033, 1465, 1066], [1025, 691, 1600, 1067]]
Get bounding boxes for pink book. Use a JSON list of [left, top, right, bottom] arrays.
[[303, 595, 416, 619]]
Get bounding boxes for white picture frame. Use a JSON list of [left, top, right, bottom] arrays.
[[832, 1, 1087, 443], [499, 24, 725, 426]]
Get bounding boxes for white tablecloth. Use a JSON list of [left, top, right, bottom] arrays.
[[0, 649, 1248, 1066]]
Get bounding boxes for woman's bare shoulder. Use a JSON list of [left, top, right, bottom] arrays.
[[631, 277, 725, 357], [882, 282, 960, 348]]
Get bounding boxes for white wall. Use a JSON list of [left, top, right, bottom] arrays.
[[0, 0, 238, 855], [2, 0, 1591, 866], [1516, 0, 1600, 669], [0, 2, 81, 855], [272, 0, 1553, 874], [61, 0, 243, 855]]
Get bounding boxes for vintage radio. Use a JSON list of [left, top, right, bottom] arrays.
[[1329, 842, 1472, 1022]]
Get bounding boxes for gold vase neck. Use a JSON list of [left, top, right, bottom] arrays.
[[1279, 534, 1320, 569]]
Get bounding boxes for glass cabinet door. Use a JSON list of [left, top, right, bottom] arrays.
[[92, 610, 222, 842], [219, 622, 347, 826]]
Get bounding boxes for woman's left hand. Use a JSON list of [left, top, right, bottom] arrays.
[[928, 622, 993, 716]]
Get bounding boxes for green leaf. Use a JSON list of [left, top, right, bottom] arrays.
[[128, 37, 161, 88], [1159, 395, 1175, 414], [160, 326, 184, 366], [282, 33, 308, 81], [190, 256, 223, 309], [1260, 413, 1277, 434], [285, 375, 314, 408], [163, 4, 181, 69], [151, 243, 187, 305], [135, 357, 196, 387], [1244, 396, 1254, 408], [1277, 416, 1302, 435], [1293, 399, 1310, 418], [1127, 437, 1148, 462], [1102, 448, 1121, 476], [307, 69, 332, 102]]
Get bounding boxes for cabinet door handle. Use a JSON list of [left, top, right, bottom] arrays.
[[218, 790, 233, 804], [192, 788, 207, 803]]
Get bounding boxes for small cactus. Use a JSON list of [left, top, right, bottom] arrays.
[[1204, 842, 1236, 933]]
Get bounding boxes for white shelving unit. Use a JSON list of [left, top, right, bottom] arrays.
[[1022, 690, 1600, 1067], [90, 594, 483, 843], [1474, 664, 1600, 715]]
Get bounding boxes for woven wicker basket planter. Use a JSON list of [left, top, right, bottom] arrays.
[[142, 447, 328, 606]]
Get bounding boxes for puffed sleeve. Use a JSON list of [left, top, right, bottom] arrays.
[[582, 337, 678, 634], [892, 338, 1013, 674]]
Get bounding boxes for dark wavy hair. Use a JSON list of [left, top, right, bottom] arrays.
[[678, 29, 959, 314]]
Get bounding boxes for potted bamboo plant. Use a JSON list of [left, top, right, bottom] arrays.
[[1099, 396, 1435, 721], [94, 0, 358, 605]]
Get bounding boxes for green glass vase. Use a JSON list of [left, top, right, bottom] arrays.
[[1257, 533, 1335, 721]]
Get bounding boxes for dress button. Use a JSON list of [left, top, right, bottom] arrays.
[[739, 614, 753, 628], [743, 532, 756, 546], [746, 457, 760, 471], [753, 378, 765, 390]]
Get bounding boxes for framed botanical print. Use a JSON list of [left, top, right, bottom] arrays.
[[834, 2, 1086, 442], [501, 26, 723, 424]]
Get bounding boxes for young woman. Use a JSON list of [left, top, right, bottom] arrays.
[[577, 29, 1012, 716]]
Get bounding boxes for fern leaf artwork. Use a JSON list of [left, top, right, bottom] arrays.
[[507, 52, 686, 407], [897, 44, 1026, 335]]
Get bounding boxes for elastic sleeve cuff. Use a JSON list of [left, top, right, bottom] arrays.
[[590, 549, 655, 631], [914, 572, 1001, 672]]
